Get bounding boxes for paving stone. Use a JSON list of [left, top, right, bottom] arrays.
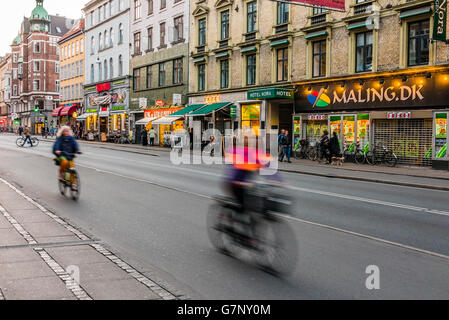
[[5, 209, 55, 223], [0, 199, 37, 211], [0, 247, 41, 264], [45, 245, 111, 267], [0, 214, 12, 229], [0, 228, 28, 246], [21, 221, 75, 238], [0, 259, 57, 281], [34, 235, 81, 244], [81, 277, 160, 300], [69, 261, 132, 283], [1, 276, 76, 300]]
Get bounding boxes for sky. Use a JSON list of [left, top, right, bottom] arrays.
[[0, 0, 84, 55]]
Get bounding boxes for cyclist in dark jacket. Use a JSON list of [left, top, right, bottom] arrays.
[[53, 126, 80, 181]]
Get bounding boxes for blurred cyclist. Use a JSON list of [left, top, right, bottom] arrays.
[[53, 126, 80, 185]]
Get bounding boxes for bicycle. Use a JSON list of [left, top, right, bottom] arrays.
[[207, 181, 298, 277], [16, 136, 39, 147], [367, 143, 398, 167], [56, 151, 81, 201], [308, 141, 328, 163], [293, 139, 310, 160]]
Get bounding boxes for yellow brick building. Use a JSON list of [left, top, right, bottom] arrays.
[[56, 19, 85, 128]]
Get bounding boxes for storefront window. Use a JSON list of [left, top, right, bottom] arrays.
[[357, 114, 370, 149], [343, 115, 355, 148], [241, 104, 260, 135], [435, 113, 447, 158], [329, 116, 341, 137]]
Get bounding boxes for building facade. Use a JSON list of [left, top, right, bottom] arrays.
[[56, 19, 85, 130], [189, 0, 449, 168], [129, 0, 191, 145], [0, 55, 12, 131], [82, 0, 131, 141], [10, 0, 75, 134]]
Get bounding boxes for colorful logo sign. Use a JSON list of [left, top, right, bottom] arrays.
[[307, 90, 331, 108]]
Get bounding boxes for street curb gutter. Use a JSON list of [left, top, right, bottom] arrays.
[[279, 169, 449, 192]]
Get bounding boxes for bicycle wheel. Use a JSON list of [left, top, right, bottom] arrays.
[[31, 138, 39, 147], [366, 149, 376, 165], [58, 179, 66, 196], [252, 218, 298, 277], [206, 203, 240, 257], [355, 151, 365, 164], [16, 137, 24, 147], [70, 170, 80, 201], [385, 151, 398, 167], [308, 148, 317, 161]]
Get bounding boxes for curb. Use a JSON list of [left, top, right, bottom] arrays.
[[279, 168, 449, 192]]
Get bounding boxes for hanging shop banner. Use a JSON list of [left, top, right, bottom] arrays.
[[289, 0, 345, 12], [89, 94, 111, 107], [242, 104, 261, 121], [144, 108, 182, 118], [434, 0, 447, 42], [296, 75, 449, 112]]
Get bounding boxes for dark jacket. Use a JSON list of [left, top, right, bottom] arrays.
[[281, 134, 291, 146], [320, 135, 329, 149], [53, 135, 79, 161], [329, 136, 340, 155]]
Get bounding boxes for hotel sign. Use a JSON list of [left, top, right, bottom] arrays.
[[247, 87, 294, 100], [434, 0, 447, 42]]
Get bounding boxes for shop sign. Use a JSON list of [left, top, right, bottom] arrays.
[[11, 113, 18, 120], [434, 0, 447, 42], [204, 95, 221, 104], [156, 100, 164, 107], [230, 105, 237, 118], [144, 108, 182, 118], [85, 108, 97, 113], [139, 98, 147, 109], [111, 90, 127, 104], [297, 76, 449, 112], [173, 94, 182, 105], [97, 82, 111, 92], [308, 114, 327, 120], [387, 112, 411, 119], [112, 106, 125, 111], [247, 87, 294, 100], [242, 104, 261, 121], [290, 0, 345, 11]]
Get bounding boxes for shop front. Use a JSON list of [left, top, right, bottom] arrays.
[[295, 72, 449, 168], [76, 108, 99, 140]]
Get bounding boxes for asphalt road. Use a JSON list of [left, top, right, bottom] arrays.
[[1, 134, 448, 299]]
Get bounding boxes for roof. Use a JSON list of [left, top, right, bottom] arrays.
[[30, 0, 49, 21], [58, 19, 85, 44]]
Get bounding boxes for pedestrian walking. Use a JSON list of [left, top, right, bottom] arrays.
[[320, 130, 330, 164], [22, 126, 33, 147], [148, 127, 156, 146], [18, 126, 23, 136], [280, 130, 292, 163], [329, 131, 341, 163], [141, 128, 148, 146], [278, 129, 286, 160]]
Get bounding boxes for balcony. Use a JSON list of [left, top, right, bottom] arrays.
[[311, 14, 327, 26], [353, 1, 373, 15], [275, 24, 289, 34], [219, 39, 229, 48]]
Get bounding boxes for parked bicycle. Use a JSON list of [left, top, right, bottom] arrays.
[[343, 141, 371, 165], [293, 139, 311, 160], [367, 143, 398, 167], [16, 136, 39, 148], [307, 141, 327, 163]]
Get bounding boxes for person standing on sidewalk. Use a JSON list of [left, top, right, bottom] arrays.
[[329, 131, 341, 163], [148, 127, 157, 146], [141, 128, 148, 146], [18, 126, 23, 136], [278, 129, 286, 160], [280, 130, 292, 163]]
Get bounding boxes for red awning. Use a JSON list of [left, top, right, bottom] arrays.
[[60, 106, 77, 116], [52, 107, 64, 116]]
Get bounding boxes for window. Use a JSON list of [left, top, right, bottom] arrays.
[[220, 59, 229, 89], [312, 40, 326, 78], [90, 11, 94, 26], [13, 85, 18, 96], [55, 62, 60, 73], [173, 58, 183, 84], [133, 68, 141, 90], [110, 58, 114, 78], [277, 2, 289, 24], [90, 64, 95, 82], [161, 0, 166, 9], [33, 80, 40, 91], [109, 28, 114, 46], [160, 22, 166, 46], [198, 64, 205, 91], [34, 61, 40, 72], [174, 16, 184, 42], [104, 30, 108, 48], [134, 32, 141, 54], [313, 7, 327, 15], [355, 31, 373, 72], [198, 18, 206, 46], [147, 27, 153, 50], [118, 24, 124, 43], [98, 62, 102, 81], [247, 1, 257, 33], [221, 10, 229, 40], [408, 20, 430, 66], [72, 43, 75, 56], [146, 66, 152, 88], [34, 41, 41, 53], [76, 40, 79, 54], [276, 48, 288, 82], [109, 1, 112, 16], [159, 63, 166, 86], [246, 54, 256, 85], [148, 0, 153, 14], [55, 80, 60, 93], [118, 55, 123, 76], [91, 36, 95, 54], [104, 60, 108, 79], [134, 0, 141, 20], [99, 33, 103, 50]]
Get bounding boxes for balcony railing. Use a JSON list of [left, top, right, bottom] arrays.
[[275, 24, 288, 34], [354, 2, 372, 15], [311, 14, 327, 25]]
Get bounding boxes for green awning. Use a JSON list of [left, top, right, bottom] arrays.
[[348, 20, 374, 30], [240, 46, 257, 53], [193, 57, 206, 64], [305, 31, 328, 40], [400, 6, 431, 19], [270, 39, 289, 47], [169, 104, 206, 117], [188, 102, 232, 116], [215, 52, 229, 59]]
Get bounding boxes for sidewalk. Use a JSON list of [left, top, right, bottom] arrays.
[[0, 178, 185, 300], [38, 136, 449, 191]]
